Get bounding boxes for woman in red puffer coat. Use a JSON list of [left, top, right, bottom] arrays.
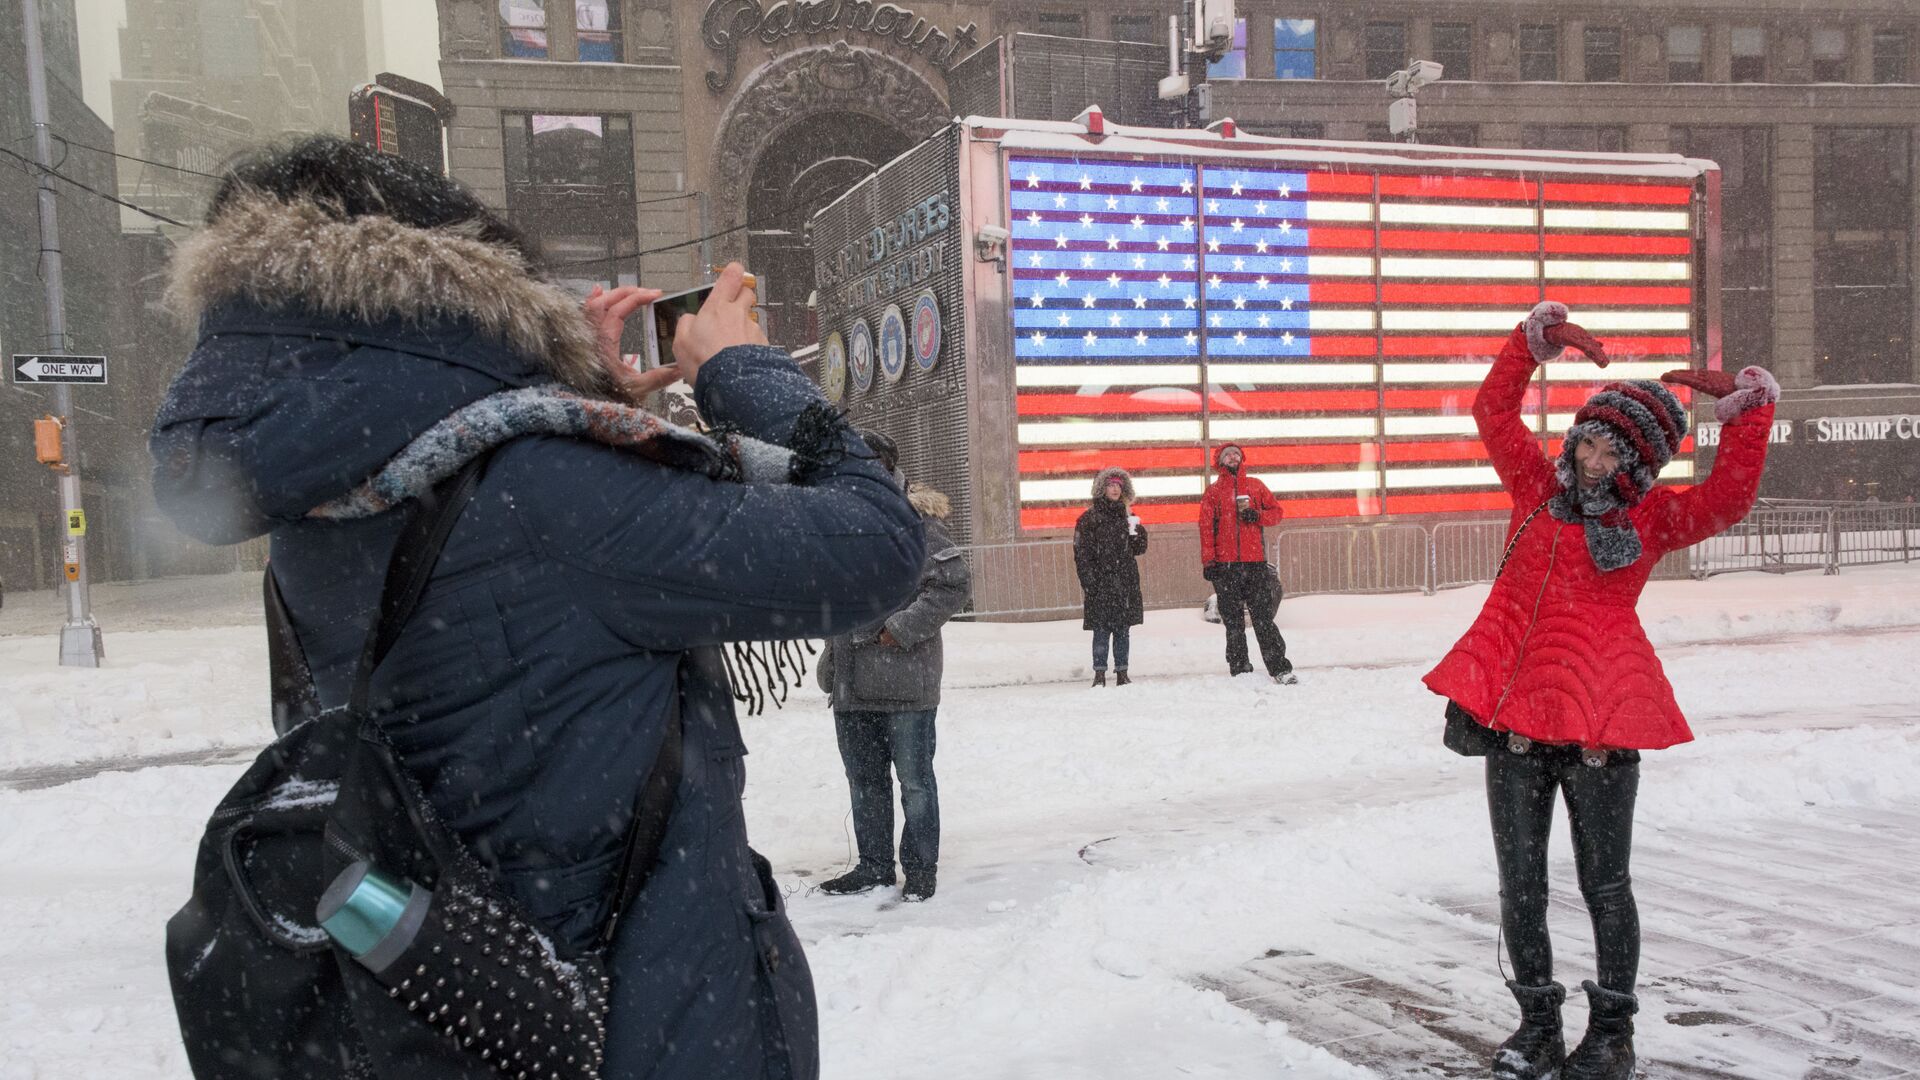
[[1424, 301, 1778, 1080]]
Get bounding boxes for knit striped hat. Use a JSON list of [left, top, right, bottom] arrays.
[[1565, 379, 1688, 501]]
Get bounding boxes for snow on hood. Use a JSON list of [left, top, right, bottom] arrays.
[[150, 194, 613, 544]]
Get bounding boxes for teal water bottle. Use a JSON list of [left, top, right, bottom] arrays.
[[316, 861, 432, 975]]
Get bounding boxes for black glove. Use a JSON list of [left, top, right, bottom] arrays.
[[1202, 563, 1221, 582], [1237, 506, 1261, 524]]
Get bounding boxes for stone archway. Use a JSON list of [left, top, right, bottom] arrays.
[[708, 41, 950, 281]]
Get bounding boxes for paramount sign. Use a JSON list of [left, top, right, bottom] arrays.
[[702, 0, 980, 89]]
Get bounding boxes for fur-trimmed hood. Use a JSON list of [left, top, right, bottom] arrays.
[[1090, 466, 1135, 503], [149, 194, 625, 543], [165, 193, 609, 395]]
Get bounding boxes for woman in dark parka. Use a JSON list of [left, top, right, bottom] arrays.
[[1073, 466, 1149, 686], [148, 137, 923, 1080]]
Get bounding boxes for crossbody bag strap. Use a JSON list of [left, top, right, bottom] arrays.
[[1494, 497, 1554, 581], [347, 455, 492, 717], [597, 655, 686, 950], [340, 448, 686, 949], [263, 567, 320, 736]]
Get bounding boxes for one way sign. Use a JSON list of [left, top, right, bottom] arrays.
[[12, 354, 109, 385]]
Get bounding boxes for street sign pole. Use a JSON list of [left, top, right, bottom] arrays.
[[21, 0, 103, 667]]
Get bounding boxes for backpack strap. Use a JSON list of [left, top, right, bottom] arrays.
[[343, 449, 685, 948], [598, 658, 685, 949], [347, 454, 492, 716], [263, 568, 320, 736]]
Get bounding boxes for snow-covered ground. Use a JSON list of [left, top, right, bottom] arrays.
[[3, 567, 1919, 1078]]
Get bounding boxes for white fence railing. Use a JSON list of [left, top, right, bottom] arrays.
[[958, 501, 1919, 619]]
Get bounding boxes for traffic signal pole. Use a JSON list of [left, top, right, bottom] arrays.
[[22, 0, 104, 667]]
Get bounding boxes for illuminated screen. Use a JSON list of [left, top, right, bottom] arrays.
[[1007, 156, 1698, 530]]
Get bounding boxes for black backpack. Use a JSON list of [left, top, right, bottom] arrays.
[[164, 455, 684, 1078]]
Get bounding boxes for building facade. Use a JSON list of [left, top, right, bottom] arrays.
[[1, 0, 141, 591], [436, 0, 1920, 502], [111, 0, 370, 225]]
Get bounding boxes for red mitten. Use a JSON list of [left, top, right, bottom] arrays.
[[1544, 322, 1610, 367], [1524, 300, 1609, 366], [1664, 366, 1779, 422], [1659, 368, 1737, 398]]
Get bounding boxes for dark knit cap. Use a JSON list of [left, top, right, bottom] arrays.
[[857, 428, 900, 473]]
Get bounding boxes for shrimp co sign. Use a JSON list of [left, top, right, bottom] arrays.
[[1807, 415, 1920, 443]]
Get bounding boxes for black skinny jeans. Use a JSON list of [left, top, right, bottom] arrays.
[[1486, 745, 1641, 993]]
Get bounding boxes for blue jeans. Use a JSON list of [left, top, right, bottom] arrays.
[[1091, 626, 1132, 671], [833, 709, 939, 875]]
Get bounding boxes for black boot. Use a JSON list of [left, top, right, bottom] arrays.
[[1492, 980, 1566, 1080], [1563, 981, 1636, 1080], [1092, 671, 1106, 687], [818, 863, 895, 896], [1114, 670, 1131, 686], [901, 868, 936, 903]]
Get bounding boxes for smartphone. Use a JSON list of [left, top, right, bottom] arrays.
[[638, 273, 760, 369]]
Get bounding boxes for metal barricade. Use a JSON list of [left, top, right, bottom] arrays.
[[957, 531, 1209, 620], [1430, 518, 1511, 591], [1831, 503, 1920, 570], [955, 539, 1082, 620], [1267, 523, 1431, 598], [951, 500, 1918, 620], [1688, 507, 1834, 578]]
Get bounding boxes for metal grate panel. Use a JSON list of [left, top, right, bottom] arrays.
[[1009, 33, 1183, 127], [808, 124, 976, 545]]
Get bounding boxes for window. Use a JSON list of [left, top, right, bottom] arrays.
[[1521, 125, 1626, 154], [1111, 14, 1158, 44], [1273, 18, 1317, 79], [1519, 24, 1558, 81], [1812, 28, 1849, 82], [502, 113, 636, 200], [1667, 26, 1704, 81], [1034, 13, 1085, 38], [1813, 128, 1912, 384], [1365, 21, 1405, 80], [1872, 30, 1909, 83], [1673, 127, 1773, 369], [1430, 22, 1472, 80], [1208, 17, 1247, 78], [502, 113, 640, 290], [1731, 27, 1766, 82], [1583, 27, 1622, 82], [499, 0, 546, 59], [575, 1, 620, 62]]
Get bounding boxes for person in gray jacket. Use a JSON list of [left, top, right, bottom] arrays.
[[816, 431, 972, 902]]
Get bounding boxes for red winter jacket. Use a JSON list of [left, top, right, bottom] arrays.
[[1422, 328, 1773, 751], [1199, 452, 1284, 566]]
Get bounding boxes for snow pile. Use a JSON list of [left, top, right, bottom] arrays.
[[0, 631, 268, 774]]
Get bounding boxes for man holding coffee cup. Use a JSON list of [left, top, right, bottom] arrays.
[[1198, 444, 1296, 684]]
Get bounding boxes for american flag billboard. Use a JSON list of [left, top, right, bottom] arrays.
[[1006, 153, 1699, 531]]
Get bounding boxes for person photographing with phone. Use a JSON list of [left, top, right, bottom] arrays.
[[1423, 301, 1778, 1080], [1199, 444, 1295, 684], [150, 135, 922, 1080]]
